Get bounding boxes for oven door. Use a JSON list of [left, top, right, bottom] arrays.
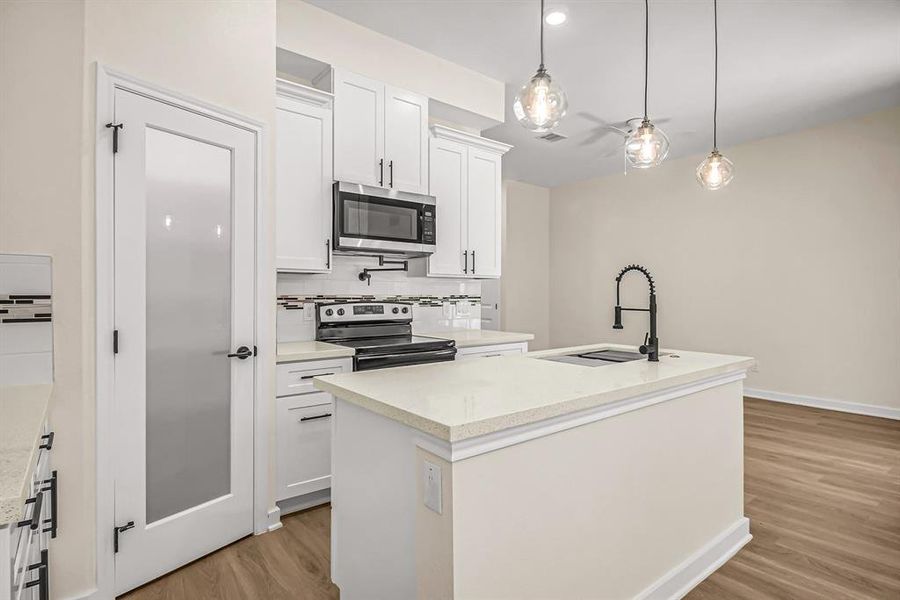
[[354, 348, 457, 371], [334, 181, 435, 255]]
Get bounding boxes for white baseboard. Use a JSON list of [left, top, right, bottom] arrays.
[[745, 388, 900, 421], [266, 506, 282, 533], [276, 488, 331, 517], [636, 517, 751, 600]]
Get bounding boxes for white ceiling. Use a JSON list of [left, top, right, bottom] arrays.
[[309, 0, 900, 188]]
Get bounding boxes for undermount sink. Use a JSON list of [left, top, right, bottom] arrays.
[[540, 349, 648, 367]]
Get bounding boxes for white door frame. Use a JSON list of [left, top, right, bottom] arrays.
[[93, 64, 274, 600]]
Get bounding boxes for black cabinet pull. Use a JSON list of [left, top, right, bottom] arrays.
[[300, 412, 332, 422], [325, 239, 331, 269], [300, 372, 335, 380], [40, 431, 54, 450], [227, 346, 253, 359], [471, 250, 476, 274], [25, 549, 49, 600], [463, 250, 468, 274], [389, 160, 393, 188], [18, 491, 43, 530], [41, 470, 58, 538], [378, 158, 384, 186]]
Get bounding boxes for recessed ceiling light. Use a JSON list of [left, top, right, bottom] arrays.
[[545, 10, 567, 26]]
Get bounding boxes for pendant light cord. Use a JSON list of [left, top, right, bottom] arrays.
[[539, 0, 545, 70], [643, 0, 649, 120], [713, 0, 718, 151]]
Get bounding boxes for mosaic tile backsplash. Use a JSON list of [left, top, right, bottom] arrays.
[[277, 255, 484, 343], [0, 254, 54, 385]]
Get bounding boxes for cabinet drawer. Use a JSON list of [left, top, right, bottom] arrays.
[[276, 360, 348, 397], [276, 393, 333, 501], [456, 342, 527, 360]]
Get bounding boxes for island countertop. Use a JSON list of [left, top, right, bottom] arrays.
[[315, 343, 755, 442], [1, 384, 52, 525]]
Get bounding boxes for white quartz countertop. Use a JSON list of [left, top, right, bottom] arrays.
[[1, 384, 51, 526], [420, 329, 534, 348], [277, 341, 355, 363], [315, 343, 755, 442]]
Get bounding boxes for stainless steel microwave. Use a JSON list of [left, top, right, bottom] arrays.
[[333, 181, 436, 256]]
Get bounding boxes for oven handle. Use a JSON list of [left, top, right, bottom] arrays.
[[355, 348, 457, 368]]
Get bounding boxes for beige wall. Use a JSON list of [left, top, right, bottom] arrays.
[[501, 180, 551, 350], [1, 1, 91, 594], [550, 106, 900, 410], [276, 0, 504, 123], [2, 1, 277, 596]]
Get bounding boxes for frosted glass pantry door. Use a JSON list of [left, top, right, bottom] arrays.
[[112, 88, 256, 595]]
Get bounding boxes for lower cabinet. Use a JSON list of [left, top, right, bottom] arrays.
[[455, 341, 529, 360], [275, 357, 351, 504], [2, 425, 55, 600]]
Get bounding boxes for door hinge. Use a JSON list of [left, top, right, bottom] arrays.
[[113, 329, 119, 354], [105, 122, 124, 153], [114, 521, 135, 553]]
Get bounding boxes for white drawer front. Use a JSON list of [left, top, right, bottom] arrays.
[[456, 342, 528, 360], [276, 359, 348, 397], [276, 392, 334, 501]]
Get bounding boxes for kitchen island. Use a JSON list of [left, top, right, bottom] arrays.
[[315, 344, 755, 599]]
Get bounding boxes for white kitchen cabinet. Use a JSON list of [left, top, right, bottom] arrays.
[[1, 421, 54, 600], [427, 137, 468, 276], [275, 357, 351, 503], [424, 125, 511, 279], [276, 392, 334, 500], [455, 341, 529, 360], [275, 79, 333, 273], [333, 69, 428, 194]]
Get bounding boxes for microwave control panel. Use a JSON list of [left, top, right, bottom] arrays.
[[422, 207, 436, 244]]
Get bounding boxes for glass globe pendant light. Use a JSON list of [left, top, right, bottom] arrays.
[[513, 0, 568, 132], [625, 0, 670, 169], [697, 0, 734, 190]]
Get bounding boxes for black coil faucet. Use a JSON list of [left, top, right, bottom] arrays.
[[613, 264, 659, 362]]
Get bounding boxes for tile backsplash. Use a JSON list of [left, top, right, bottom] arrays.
[[277, 255, 482, 343], [0, 254, 53, 385]]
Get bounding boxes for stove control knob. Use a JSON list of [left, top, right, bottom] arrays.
[[337, 308, 345, 316], [325, 308, 333, 317], [392, 307, 399, 314], [401, 307, 409, 314]]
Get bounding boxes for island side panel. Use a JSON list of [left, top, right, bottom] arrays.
[[449, 381, 747, 599], [331, 398, 418, 598]]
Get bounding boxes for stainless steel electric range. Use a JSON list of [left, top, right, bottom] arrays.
[[315, 301, 456, 371]]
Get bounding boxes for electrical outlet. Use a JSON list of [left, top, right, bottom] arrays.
[[423, 460, 442, 514]]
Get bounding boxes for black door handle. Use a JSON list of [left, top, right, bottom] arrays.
[[471, 250, 476, 274], [227, 346, 253, 360], [463, 250, 468, 274], [389, 160, 393, 188], [379, 158, 384, 186]]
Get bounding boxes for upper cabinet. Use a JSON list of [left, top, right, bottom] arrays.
[[333, 69, 429, 194], [275, 79, 333, 273], [424, 125, 511, 279]]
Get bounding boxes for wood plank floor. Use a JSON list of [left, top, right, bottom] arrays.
[[122, 398, 900, 600]]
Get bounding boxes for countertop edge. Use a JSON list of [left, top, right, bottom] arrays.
[[316, 354, 754, 443], [276, 341, 356, 363], [314, 378, 451, 440]]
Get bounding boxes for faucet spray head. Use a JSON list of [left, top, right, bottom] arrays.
[[613, 305, 624, 329]]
